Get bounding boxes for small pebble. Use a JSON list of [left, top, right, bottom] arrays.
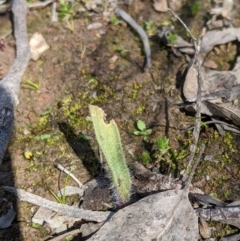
[[92, 91, 97, 98], [87, 22, 103, 30], [99, 28, 107, 35], [203, 59, 218, 69], [204, 155, 213, 161], [109, 55, 118, 63], [115, 84, 122, 91]]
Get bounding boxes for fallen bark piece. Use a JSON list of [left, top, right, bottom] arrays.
[[57, 186, 84, 198], [185, 101, 240, 127], [3, 186, 113, 223], [48, 229, 81, 241], [221, 233, 240, 241], [200, 28, 240, 53], [88, 188, 199, 241], [201, 101, 240, 126], [199, 217, 213, 239], [210, 0, 234, 18], [80, 222, 103, 240], [197, 205, 240, 223], [32, 206, 81, 233], [183, 57, 240, 102]]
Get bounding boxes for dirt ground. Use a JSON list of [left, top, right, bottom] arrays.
[[0, 0, 240, 240]]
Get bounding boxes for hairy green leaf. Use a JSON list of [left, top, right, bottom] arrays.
[[89, 105, 131, 204]]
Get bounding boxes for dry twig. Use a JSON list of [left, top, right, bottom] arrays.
[[55, 164, 83, 188], [3, 186, 113, 222], [167, 8, 203, 181]]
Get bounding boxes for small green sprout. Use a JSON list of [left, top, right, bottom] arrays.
[[113, 44, 124, 53], [168, 33, 177, 44], [191, 2, 200, 16], [110, 15, 120, 25], [57, 0, 78, 31], [79, 133, 91, 141], [35, 134, 51, 140], [133, 120, 152, 136], [32, 223, 42, 229], [144, 21, 154, 30], [162, 20, 172, 26], [155, 136, 170, 156], [153, 137, 175, 174], [41, 107, 53, 117], [144, 20, 156, 36], [65, 235, 74, 241], [49, 189, 66, 204], [48, 174, 70, 204], [57, 0, 77, 20], [138, 150, 151, 166], [21, 79, 40, 90]]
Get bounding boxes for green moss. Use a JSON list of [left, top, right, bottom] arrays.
[[134, 104, 146, 115], [138, 151, 151, 166], [131, 82, 142, 101]]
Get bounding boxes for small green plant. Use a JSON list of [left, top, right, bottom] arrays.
[[191, 2, 200, 16], [32, 223, 42, 229], [168, 32, 177, 44], [138, 150, 151, 166], [110, 15, 120, 25], [133, 120, 152, 136], [65, 235, 74, 241], [155, 136, 171, 157], [35, 133, 51, 141], [162, 20, 172, 26], [49, 189, 66, 204], [144, 20, 156, 36], [113, 44, 124, 53], [57, 0, 77, 19], [57, 0, 78, 31], [153, 137, 174, 174], [48, 174, 70, 204]]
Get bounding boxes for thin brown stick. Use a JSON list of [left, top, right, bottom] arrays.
[[55, 164, 83, 188], [167, 8, 197, 42], [187, 143, 205, 186], [168, 8, 203, 182]]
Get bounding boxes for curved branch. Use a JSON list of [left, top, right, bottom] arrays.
[[0, 0, 31, 163], [115, 7, 151, 72]]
